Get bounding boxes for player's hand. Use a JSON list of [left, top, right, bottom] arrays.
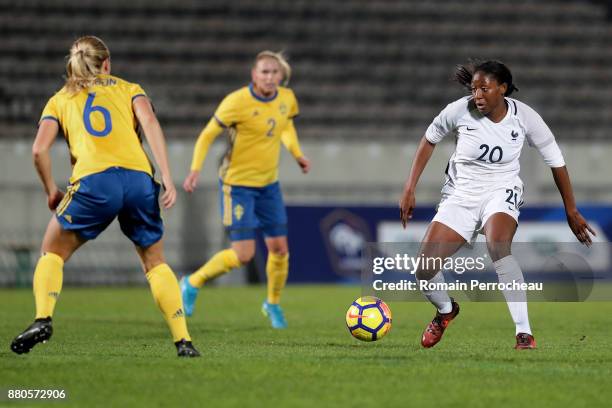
[[47, 189, 64, 211], [399, 189, 416, 229], [296, 156, 311, 174], [161, 176, 177, 209], [566, 208, 596, 247], [183, 170, 200, 193]]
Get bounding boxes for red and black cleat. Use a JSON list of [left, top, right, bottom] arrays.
[[421, 299, 460, 348], [515, 333, 536, 350]]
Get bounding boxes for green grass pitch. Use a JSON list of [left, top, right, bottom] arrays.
[[1, 285, 611, 407]]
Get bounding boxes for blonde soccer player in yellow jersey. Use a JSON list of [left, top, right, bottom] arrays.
[[10, 36, 199, 357], [181, 51, 311, 328]]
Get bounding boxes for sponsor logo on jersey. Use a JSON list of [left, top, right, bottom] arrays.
[[252, 110, 259, 117], [63, 214, 72, 224]]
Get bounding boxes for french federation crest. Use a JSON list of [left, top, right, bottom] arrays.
[[320, 209, 373, 280]]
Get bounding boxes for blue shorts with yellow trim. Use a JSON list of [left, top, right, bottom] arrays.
[[219, 180, 288, 241], [56, 167, 163, 247]]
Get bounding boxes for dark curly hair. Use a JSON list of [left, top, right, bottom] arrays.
[[454, 59, 518, 96]]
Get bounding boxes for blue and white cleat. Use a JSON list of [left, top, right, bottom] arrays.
[[180, 277, 199, 317], [262, 301, 287, 329]]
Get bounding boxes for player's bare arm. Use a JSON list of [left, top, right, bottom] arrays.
[[183, 117, 225, 193], [32, 119, 63, 210], [550, 165, 596, 246], [183, 170, 200, 193], [133, 96, 176, 209], [399, 136, 436, 227], [296, 155, 311, 173]]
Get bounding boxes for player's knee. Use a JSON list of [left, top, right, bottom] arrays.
[[235, 249, 255, 264], [266, 239, 288, 256], [486, 228, 513, 258], [136, 240, 167, 273], [41, 246, 76, 263], [39, 251, 66, 264], [143, 258, 165, 273], [415, 268, 437, 282], [139, 250, 166, 272], [486, 242, 512, 262], [237, 253, 254, 264], [488, 249, 511, 263], [269, 247, 288, 257]]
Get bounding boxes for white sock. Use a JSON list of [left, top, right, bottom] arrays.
[[494, 255, 532, 335], [419, 272, 452, 314]]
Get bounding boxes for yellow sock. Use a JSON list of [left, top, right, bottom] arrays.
[[188, 249, 241, 288], [146, 263, 191, 342], [266, 252, 289, 304], [33, 252, 64, 319]]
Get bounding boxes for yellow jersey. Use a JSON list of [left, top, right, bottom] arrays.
[[40, 74, 153, 183], [190, 84, 302, 187]]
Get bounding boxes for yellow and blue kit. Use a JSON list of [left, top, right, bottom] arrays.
[[40, 74, 163, 246], [190, 84, 304, 240]]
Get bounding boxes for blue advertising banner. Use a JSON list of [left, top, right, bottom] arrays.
[[255, 206, 612, 283]]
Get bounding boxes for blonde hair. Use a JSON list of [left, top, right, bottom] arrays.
[[65, 36, 110, 94], [254, 50, 292, 86]]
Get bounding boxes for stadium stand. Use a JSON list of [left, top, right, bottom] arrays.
[[1, 0, 611, 141]]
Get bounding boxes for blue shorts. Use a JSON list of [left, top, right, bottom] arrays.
[[219, 180, 288, 241], [56, 167, 163, 247]]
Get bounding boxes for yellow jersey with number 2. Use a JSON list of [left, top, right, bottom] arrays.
[[190, 84, 301, 187]]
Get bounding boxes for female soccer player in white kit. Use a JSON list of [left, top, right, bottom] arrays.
[[399, 60, 595, 349]]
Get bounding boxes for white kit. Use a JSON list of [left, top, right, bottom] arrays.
[[425, 96, 565, 241]]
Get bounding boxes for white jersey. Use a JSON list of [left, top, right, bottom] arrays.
[[425, 96, 565, 196]]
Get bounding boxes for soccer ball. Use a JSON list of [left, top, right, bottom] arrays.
[[345, 296, 392, 342]]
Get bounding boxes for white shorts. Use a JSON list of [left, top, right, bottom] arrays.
[[432, 180, 524, 242]]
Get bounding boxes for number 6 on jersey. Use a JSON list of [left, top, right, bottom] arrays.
[[83, 92, 112, 137]]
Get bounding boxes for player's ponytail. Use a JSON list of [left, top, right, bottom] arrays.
[[65, 36, 110, 95], [453, 62, 476, 93], [454, 59, 519, 97], [254, 50, 292, 86]]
